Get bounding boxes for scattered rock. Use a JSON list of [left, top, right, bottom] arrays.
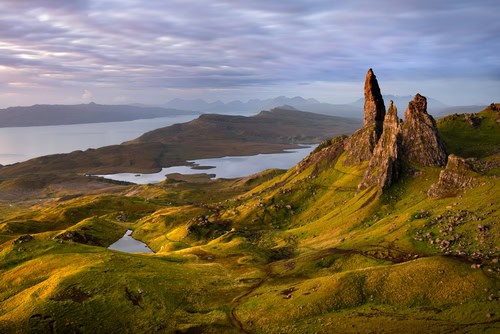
[[13, 234, 33, 245], [116, 211, 128, 222], [280, 287, 297, 299]]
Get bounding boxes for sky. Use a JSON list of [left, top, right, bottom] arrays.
[[0, 0, 499, 108]]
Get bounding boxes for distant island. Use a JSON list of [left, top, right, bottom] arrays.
[[0, 103, 199, 128]]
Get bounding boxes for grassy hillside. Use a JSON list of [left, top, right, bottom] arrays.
[[0, 106, 498, 333]]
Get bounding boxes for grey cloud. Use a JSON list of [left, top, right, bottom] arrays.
[[0, 0, 498, 106]]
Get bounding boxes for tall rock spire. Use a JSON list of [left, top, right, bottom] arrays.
[[400, 94, 448, 166], [343, 69, 386, 165], [358, 100, 401, 192], [364, 68, 386, 130]]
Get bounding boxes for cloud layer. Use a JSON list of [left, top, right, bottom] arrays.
[[0, 0, 499, 106]]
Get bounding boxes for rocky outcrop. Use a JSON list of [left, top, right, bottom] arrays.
[[55, 230, 100, 245], [358, 101, 400, 192], [400, 94, 447, 166], [428, 154, 479, 198], [344, 69, 386, 165], [464, 113, 482, 127]]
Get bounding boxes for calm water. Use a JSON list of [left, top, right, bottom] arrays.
[[0, 115, 197, 165], [96, 145, 315, 184], [108, 229, 154, 253]]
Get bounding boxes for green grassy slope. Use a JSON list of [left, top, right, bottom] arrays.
[[438, 107, 499, 158]]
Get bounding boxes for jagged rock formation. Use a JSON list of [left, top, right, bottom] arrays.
[[428, 154, 479, 198], [358, 101, 400, 192], [344, 69, 385, 165], [400, 94, 448, 166], [343, 71, 450, 194]]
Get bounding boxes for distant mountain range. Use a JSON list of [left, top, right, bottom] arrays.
[[165, 96, 364, 118], [0, 103, 199, 128], [165, 95, 479, 119]]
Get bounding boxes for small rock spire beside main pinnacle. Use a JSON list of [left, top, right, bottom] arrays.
[[358, 100, 401, 192]]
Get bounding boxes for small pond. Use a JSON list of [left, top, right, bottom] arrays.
[[108, 230, 154, 253]]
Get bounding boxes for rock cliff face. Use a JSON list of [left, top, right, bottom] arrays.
[[343, 125, 379, 165], [344, 69, 385, 165], [400, 94, 448, 166], [358, 101, 400, 192], [428, 155, 479, 198]]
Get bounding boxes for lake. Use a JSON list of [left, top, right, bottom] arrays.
[[108, 229, 154, 253], [95, 145, 315, 184], [0, 115, 198, 165]]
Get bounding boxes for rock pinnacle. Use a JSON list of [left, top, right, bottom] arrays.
[[364, 68, 386, 130]]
